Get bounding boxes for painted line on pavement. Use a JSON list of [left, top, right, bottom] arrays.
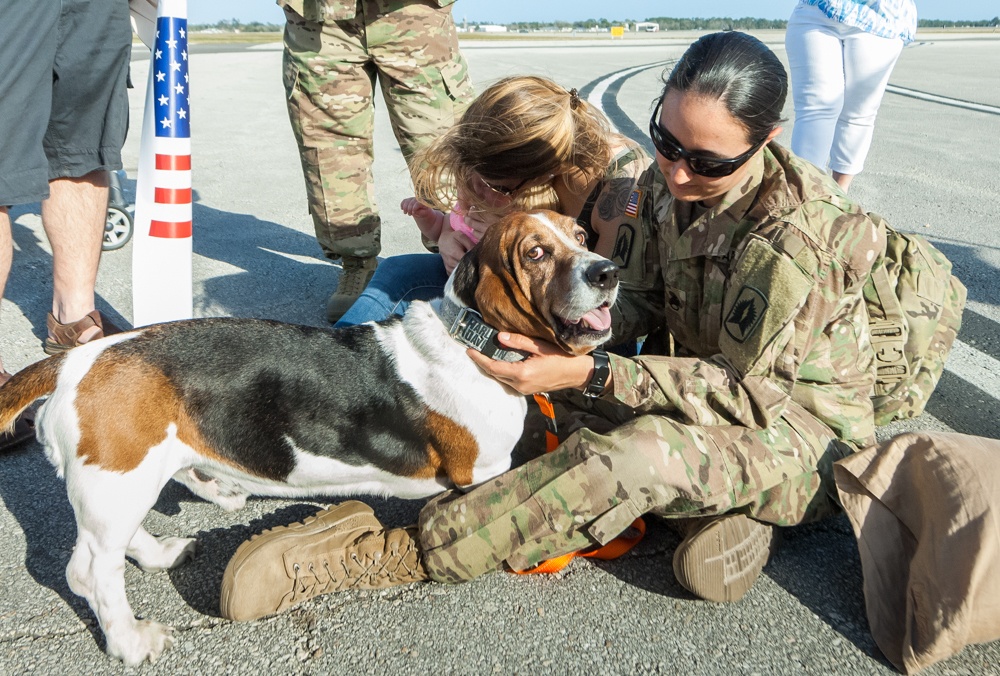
[[941, 338, 1000, 401], [886, 84, 1000, 115]]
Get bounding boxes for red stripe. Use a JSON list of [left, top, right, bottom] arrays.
[[149, 220, 192, 238], [154, 187, 192, 204], [155, 154, 192, 170]]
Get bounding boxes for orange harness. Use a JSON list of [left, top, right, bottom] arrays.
[[516, 394, 646, 575]]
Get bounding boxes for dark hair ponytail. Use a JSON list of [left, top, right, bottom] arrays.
[[662, 31, 787, 143]]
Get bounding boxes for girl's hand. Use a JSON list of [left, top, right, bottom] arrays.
[[455, 185, 506, 241], [437, 228, 475, 273], [463, 207, 502, 241], [401, 197, 445, 241]]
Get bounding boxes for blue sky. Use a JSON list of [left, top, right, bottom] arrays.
[[189, 0, 998, 25]]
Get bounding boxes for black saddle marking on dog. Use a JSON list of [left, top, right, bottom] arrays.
[[115, 318, 435, 481]]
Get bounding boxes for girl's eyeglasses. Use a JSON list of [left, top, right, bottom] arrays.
[[478, 175, 533, 197]]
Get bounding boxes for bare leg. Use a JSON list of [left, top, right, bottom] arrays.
[[0, 207, 11, 374], [832, 171, 854, 192], [40, 170, 107, 340]]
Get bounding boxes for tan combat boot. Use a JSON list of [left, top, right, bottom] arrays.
[[671, 513, 778, 603], [219, 501, 427, 621], [326, 256, 378, 322]]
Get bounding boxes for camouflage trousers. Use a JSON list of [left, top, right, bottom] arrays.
[[282, 0, 474, 259], [418, 393, 855, 583]]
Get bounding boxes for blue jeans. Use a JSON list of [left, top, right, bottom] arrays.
[[334, 253, 449, 327]]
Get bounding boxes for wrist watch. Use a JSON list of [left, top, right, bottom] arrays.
[[583, 349, 610, 398]]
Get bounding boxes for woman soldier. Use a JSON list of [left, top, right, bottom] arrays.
[[220, 31, 884, 618]]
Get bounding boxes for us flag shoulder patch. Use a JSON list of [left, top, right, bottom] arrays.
[[624, 189, 642, 217]]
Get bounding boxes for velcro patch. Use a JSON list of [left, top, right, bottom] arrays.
[[719, 236, 816, 376]]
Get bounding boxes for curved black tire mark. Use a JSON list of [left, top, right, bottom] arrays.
[[579, 60, 676, 153]]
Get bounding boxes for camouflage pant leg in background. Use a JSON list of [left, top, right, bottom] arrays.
[[418, 398, 852, 583], [282, 0, 474, 259]]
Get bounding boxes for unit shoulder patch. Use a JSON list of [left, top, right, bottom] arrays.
[[724, 285, 769, 343], [611, 223, 635, 268]]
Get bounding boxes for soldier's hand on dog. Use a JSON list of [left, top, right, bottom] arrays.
[[467, 332, 611, 395]]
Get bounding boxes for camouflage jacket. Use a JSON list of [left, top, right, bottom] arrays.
[[278, 0, 458, 23], [606, 143, 885, 450]]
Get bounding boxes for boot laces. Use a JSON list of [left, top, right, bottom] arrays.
[[287, 533, 420, 599], [337, 259, 374, 296], [348, 538, 421, 585]]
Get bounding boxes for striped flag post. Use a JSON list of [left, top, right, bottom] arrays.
[[132, 0, 193, 327]]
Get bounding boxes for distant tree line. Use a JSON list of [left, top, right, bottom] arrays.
[[189, 19, 282, 32], [188, 16, 999, 34], [497, 16, 1000, 31], [643, 16, 999, 30], [644, 17, 788, 30], [499, 18, 788, 31], [918, 17, 999, 27]]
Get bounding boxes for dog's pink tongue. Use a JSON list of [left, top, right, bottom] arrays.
[[580, 306, 612, 331]]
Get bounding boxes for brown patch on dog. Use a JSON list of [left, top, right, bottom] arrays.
[[423, 409, 479, 486], [75, 353, 239, 474]]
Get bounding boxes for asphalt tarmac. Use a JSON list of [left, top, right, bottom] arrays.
[[1, 30, 999, 675]]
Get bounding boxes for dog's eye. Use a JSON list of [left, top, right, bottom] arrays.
[[574, 230, 587, 246], [526, 246, 547, 261]]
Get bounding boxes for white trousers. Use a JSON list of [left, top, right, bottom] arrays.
[[785, 3, 905, 175]]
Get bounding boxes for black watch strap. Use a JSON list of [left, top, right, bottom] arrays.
[[583, 349, 610, 397]]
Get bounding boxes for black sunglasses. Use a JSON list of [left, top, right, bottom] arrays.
[[648, 99, 766, 178], [478, 174, 532, 197]]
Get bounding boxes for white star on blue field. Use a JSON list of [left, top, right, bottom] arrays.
[[153, 17, 190, 138]]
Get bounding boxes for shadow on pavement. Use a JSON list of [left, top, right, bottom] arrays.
[[115, 177, 340, 327], [592, 509, 896, 671], [765, 515, 896, 670], [189, 197, 337, 327], [0, 439, 106, 648]]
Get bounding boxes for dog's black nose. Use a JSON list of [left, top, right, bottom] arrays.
[[585, 259, 619, 290]]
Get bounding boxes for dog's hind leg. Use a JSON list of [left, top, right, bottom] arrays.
[[172, 467, 249, 512], [64, 455, 188, 664], [68, 525, 176, 666], [67, 505, 177, 666], [127, 527, 199, 573]]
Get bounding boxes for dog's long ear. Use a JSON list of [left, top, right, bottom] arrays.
[[450, 242, 481, 309]]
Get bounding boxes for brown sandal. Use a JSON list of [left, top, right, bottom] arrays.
[[0, 371, 36, 452], [43, 310, 122, 355]]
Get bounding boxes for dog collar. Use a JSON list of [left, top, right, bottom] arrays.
[[438, 298, 528, 363]]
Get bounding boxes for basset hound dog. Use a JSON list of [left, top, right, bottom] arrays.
[[0, 210, 619, 665]]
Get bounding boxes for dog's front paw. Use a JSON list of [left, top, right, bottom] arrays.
[[107, 619, 175, 666]]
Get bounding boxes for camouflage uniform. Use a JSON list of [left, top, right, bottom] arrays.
[[416, 143, 886, 582], [279, 0, 474, 259]]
